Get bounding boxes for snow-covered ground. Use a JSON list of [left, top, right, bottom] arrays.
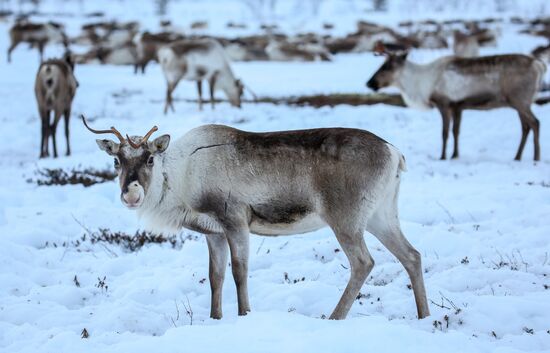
[[0, 1, 549, 352]]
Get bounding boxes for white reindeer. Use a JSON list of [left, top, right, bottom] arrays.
[[82, 116, 430, 321], [367, 44, 546, 160], [157, 38, 245, 113]]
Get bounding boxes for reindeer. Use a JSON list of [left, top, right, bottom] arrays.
[[367, 44, 546, 161], [82, 116, 430, 321], [265, 39, 330, 61], [76, 21, 139, 48], [35, 54, 78, 158], [134, 31, 184, 74], [158, 38, 245, 113], [74, 42, 138, 66], [453, 30, 479, 58], [7, 21, 68, 62]]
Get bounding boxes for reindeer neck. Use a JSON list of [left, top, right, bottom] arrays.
[[395, 60, 440, 110]]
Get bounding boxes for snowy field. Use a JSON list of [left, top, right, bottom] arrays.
[[0, 1, 550, 352]]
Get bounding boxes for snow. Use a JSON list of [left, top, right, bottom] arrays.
[[0, 1, 550, 352]]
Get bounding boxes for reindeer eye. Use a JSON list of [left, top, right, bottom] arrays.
[[147, 155, 154, 167], [114, 158, 120, 168]]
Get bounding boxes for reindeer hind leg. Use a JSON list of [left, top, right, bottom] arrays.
[[328, 226, 374, 320], [63, 108, 71, 156], [366, 187, 430, 319]]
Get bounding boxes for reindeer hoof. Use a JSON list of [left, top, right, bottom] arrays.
[[210, 312, 222, 320]]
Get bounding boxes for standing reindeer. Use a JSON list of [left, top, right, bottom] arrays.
[[157, 38, 245, 113], [82, 116, 430, 321], [367, 44, 546, 160], [7, 21, 68, 63], [35, 53, 78, 158]]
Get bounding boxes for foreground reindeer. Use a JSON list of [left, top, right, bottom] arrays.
[[8, 21, 67, 62], [35, 54, 78, 158], [158, 38, 244, 113], [367, 44, 546, 160], [83, 116, 430, 320]]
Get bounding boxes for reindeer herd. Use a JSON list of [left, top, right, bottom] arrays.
[[7, 14, 548, 320]]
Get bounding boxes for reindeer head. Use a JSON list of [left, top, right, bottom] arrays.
[[366, 42, 408, 92], [82, 115, 170, 209], [224, 78, 244, 108]]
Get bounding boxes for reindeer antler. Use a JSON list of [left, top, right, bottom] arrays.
[[81, 114, 125, 144], [126, 126, 158, 149]]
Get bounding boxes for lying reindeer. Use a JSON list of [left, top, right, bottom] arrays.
[[82, 116, 430, 321], [158, 38, 245, 113], [265, 39, 331, 61], [35, 53, 78, 158], [7, 21, 68, 62], [367, 44, 546, 160], [74, 42, 138, 66]]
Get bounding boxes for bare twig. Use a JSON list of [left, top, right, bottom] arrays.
[[279, 241, 289, 250], [182, 296, 194, 326], [429, 298, 451, 310], [71, 215, 117, 258], [170, 299, 180, 328], [436, 201, 456, 224], [256, 238, 266, 255]]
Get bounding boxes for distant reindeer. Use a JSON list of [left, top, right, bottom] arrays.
[[134, 31, 184, 74], [7, 21, 68, 62], [83, 116, 430, 321], [76, 21, 139, 48], [453, 31, 479, 58], [35, 53, 78, 158], [74, 42, 138, 66], [158, 38, 245, 113], [367, 44, 546, 160], [265, 39, 331, 61]]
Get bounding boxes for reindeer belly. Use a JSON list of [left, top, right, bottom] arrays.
[[438, 71, 499, 102], [106, 48, 136, 65], [249, 202, 326, 236]]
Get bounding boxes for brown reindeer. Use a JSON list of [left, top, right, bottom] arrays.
[[35, 53, 78, 158], [7, 21, 68, 62], [367, 44, 546, 160]]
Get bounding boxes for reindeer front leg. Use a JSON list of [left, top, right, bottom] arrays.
[[225, 225, 251, 316], [7, 43, 17, 63], [435, 103, 451, 160], [208, 71, 219, 110], [206, 233, 229, 319], [197, 80, 203, 111], [164, 81, 178, 114]]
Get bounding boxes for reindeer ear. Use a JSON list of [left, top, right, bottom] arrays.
[[96, 139, 119, 156], [149, 134, 170, 154]]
